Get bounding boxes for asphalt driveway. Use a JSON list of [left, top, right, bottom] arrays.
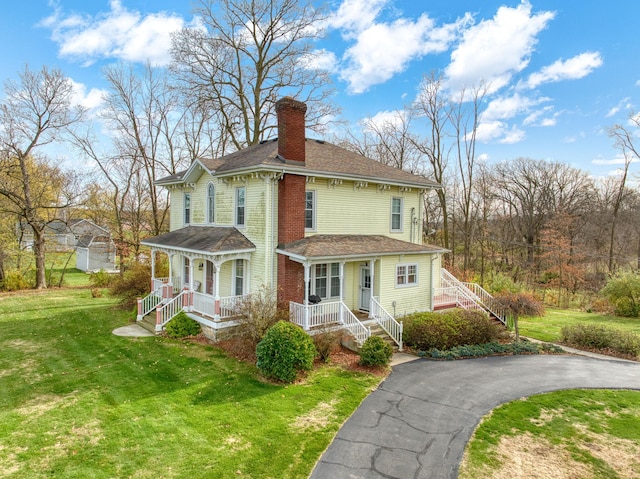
[[310, 355, 640, 479]]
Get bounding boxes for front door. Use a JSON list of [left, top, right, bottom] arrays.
[[359, 266, 371, 312]]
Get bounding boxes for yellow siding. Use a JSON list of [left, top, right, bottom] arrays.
[[310, 178, 423, 243], [377, 254, 433, 315]]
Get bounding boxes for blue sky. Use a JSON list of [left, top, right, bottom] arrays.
[[1, 0, 639, 179]]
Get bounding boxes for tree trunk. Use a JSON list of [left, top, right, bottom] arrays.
[[32, 227, 47, 289]]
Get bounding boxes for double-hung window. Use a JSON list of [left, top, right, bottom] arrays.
[[184, 193, 191, 225], [305, 190, 316, 230], [396, 264, 418, 287], [207, 183, 215, 224], [183, 257, 190, 286], [312, 263, 340, 299], [235, 187, 245, 227], [234, 260, 244, 296], [391, 197, 403, 232]]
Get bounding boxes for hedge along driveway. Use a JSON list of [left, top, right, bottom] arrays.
[[310, 355, 640, 479]]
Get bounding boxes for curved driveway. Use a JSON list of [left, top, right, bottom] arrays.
[[310, 355, 640, 479]]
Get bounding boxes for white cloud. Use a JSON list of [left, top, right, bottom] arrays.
[[329, 0, 472, 93], [523, 52, 603, 90], [69, 79, 107, 110], [303, 49, 339, 72], [606, 97, 632, 118], [482, 93, 548, 122], [40, 0, 190, 66], [499, 125, 526, 144], [361, 109, 407, 130], [592, 156, 639, 165], [445, 2, 554, 94]]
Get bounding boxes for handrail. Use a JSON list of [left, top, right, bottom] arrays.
[[154, 290, 187, 331], [440, 269, 506, 324], [137, 288, 162, 320], [370, 297, 403, 351], [289, 300, 370, 346]]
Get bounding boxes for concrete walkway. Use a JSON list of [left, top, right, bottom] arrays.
[[310, 354, 640, 479], [112, 323, 154, 337]]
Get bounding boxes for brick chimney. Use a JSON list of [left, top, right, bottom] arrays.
[[276, 97, 307, 305], [276, 96, 307, 164]]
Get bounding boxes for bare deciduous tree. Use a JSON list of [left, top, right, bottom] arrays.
[[170, 0, 338, 152], [0, 65, 83, 288]]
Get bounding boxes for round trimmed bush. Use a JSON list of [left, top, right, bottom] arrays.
[[165, 312, 201, 338], [359, 335, 393, 367], [256, 321, 316, 383]]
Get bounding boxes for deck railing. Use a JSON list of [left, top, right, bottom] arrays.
[[370, 297, 403, 351], [290, 300, 370, 346], [191, 292, 248, 320]]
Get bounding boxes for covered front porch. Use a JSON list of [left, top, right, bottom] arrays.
[[139, 226, 256, 331]]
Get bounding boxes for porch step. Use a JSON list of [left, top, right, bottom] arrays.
[[137, 314, 157, 334], [367, 323, 399, 351]]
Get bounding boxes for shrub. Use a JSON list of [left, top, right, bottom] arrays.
[[600, 273, 640, 318], [234, 286, 289, 345], [91, 288, 103, 298], [561, 324, 640, 358], [256, 321, 316, 383], [110, 262, 152, 306], [402, 309, 503, 350], [359, 336, 393, 367], [90, 269, 114, 288], [165, 312, 201, 339], [423, 341, 564, 360], [312, 327, 343, 363], [0, 269, 32, 291]]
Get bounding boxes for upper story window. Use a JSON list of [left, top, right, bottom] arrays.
[[207, 183, 215, 224], [305, 190, 316, 230], [235, 187, 245, 227], [396, 263, 418, 287], [391, 197, 403, 232], [184, 193, 191, 225]]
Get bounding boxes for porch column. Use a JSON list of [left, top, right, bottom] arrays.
[[303, 261, 311, 330], [168, 254, 174, 285], [214, 260, 222, 320], [339, 261, 345, 301], [150, 250, 156, 291], [369, 259, 375, 318]]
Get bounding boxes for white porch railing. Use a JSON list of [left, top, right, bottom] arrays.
[[370, 297, 403, 351], [152, 276, 181, 294], [290, 300, 370, 346], [191, 292, 248, 320], [137, 288, 162, 320], [220, 295, 244, 318], [154, 290, 188, 332]]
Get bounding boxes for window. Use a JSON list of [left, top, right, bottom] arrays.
[[396, 264, 418, 287], [305, 190, 316, 230], [207, 183, 215, 224], [235, 187, 245, 226], [184, 193, 191, 225], [391, 197, 402, 231], [184, 257, 190, 286], [205, 261, 214, 295], [234, 260, 244, 296], [311, 262, 340, 299]]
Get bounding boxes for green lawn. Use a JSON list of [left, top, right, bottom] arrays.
[[0, 289, 380, 478], [519, 308, 640, 342], [459, 389, 640, 478]]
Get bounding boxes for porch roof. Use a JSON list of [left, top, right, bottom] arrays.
[[276, 234, 446, 262], [141, 226, 256, 256]]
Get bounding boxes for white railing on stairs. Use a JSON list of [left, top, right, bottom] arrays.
[[137, 288, 162, 321], [154, 290, 188, 332], [438, 269, 507, 325], [290, 300, 370, 346], [370, 297, 403, 351]]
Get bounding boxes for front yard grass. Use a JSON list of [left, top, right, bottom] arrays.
[[518, 308, 640, 343], [459, 389, 640, 478], [0, 289, 380, 478]]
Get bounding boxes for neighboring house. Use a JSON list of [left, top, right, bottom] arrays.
[[75, 234, 117, 272], [139, 97, 504, 346], [18, 219, 117, 272]]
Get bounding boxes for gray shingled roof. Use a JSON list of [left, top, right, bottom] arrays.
[[141, 226, 256, 254], [277, 234, 446, 260], [157, 138, 440, 188]]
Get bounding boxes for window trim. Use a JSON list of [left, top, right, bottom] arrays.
[[184, 193, 191, 225], [183, 257, 190, 287], [396, 263, 418, 287], [234, 259, 244, 296], [310, 262, 340, 300], [305, 190, 316, 231], [391, 197, 403, 232], [235, 186, 246, 227], [207, 183, 215, 224]]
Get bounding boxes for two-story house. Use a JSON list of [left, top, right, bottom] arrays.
[[139, 97, 499, 347]]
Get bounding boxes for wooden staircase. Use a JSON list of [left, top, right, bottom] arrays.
[[365, 321, 400, 351], [137, 314, 157, 334]]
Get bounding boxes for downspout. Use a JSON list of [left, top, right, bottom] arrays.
[[429, 254, 438, 311]]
